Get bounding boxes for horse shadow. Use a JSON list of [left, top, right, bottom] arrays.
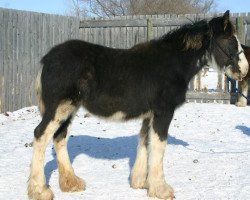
[[235, 125, 250, 136], [45, 133, 188, 184]]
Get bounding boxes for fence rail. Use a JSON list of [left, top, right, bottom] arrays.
[[0, 8, 250, 113], [80, 16, 250, 28]]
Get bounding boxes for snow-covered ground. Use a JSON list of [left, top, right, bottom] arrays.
[[0, 103, 250, 200]]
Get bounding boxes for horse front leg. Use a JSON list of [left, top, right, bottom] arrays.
[[146, 112, 175, 200], [131, 118, 150, 189]]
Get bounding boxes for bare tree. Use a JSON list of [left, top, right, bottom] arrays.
[[68, 0, 216, 17], [126, 0, 217, 15], [87, 0, 129, 17], [65, 0, 89, 18]]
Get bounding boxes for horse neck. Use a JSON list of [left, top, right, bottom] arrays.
[[183, 49, 210, 83], [164, 39, 211, 82]]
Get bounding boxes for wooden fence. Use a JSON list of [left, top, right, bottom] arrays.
[[0, 8, 80, 113], [79, 14, 250, 47], [78, 13, 250, 104], [0, 8, 250, 112]]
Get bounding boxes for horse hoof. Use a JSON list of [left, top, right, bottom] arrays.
[[28, 184, 54, 200], [130, 168, 147, 189], [235, 101, 247, 107], [147, 182, 175, 200], [131, 175, 147, 189], [59, 174, 86, 192]]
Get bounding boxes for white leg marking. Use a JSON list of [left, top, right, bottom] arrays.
[[28, 121, 59, 200], [54, 133, 86, 192], [146, 118, 175, 200], [131, 120, 149, 189], [28, 101, 75, 200]]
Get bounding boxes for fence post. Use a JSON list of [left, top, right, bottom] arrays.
[[236, 16, 245, 44], [147, 17, 154, 41]]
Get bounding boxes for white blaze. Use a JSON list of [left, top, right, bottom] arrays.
[[235, 35, 249, 77]]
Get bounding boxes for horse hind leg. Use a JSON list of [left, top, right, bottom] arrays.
[[28, 101, 77, 200], [53, 116, 85, 192]]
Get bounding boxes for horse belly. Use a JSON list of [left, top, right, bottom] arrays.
[[83, 94, 151, 122]]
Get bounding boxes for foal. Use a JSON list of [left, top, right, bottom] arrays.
[[236, 44, 250, 107], [28, 11, 248, 200]]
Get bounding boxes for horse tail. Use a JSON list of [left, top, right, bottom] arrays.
[[35, 68, 45, 116]]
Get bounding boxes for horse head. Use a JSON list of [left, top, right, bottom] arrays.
[[208, 10, 249, 81]]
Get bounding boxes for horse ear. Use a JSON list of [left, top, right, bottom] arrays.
[[223, 10, 230, 31]]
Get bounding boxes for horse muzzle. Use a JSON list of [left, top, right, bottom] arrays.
[[225, 65, 243, 81], [224, 49, 249, 80]]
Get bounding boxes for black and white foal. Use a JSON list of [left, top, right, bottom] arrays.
[[28, 11, 249, 200]]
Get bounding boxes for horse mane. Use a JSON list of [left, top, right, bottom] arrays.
[[159, 19, 211, 51], [129, 19, 213, 53]]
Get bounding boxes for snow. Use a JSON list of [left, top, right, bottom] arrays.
[[200, 68, 225, 91], [0, 103, 250, 200]]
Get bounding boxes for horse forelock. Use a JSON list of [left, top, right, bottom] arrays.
[[208, 15, 235, 37]]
